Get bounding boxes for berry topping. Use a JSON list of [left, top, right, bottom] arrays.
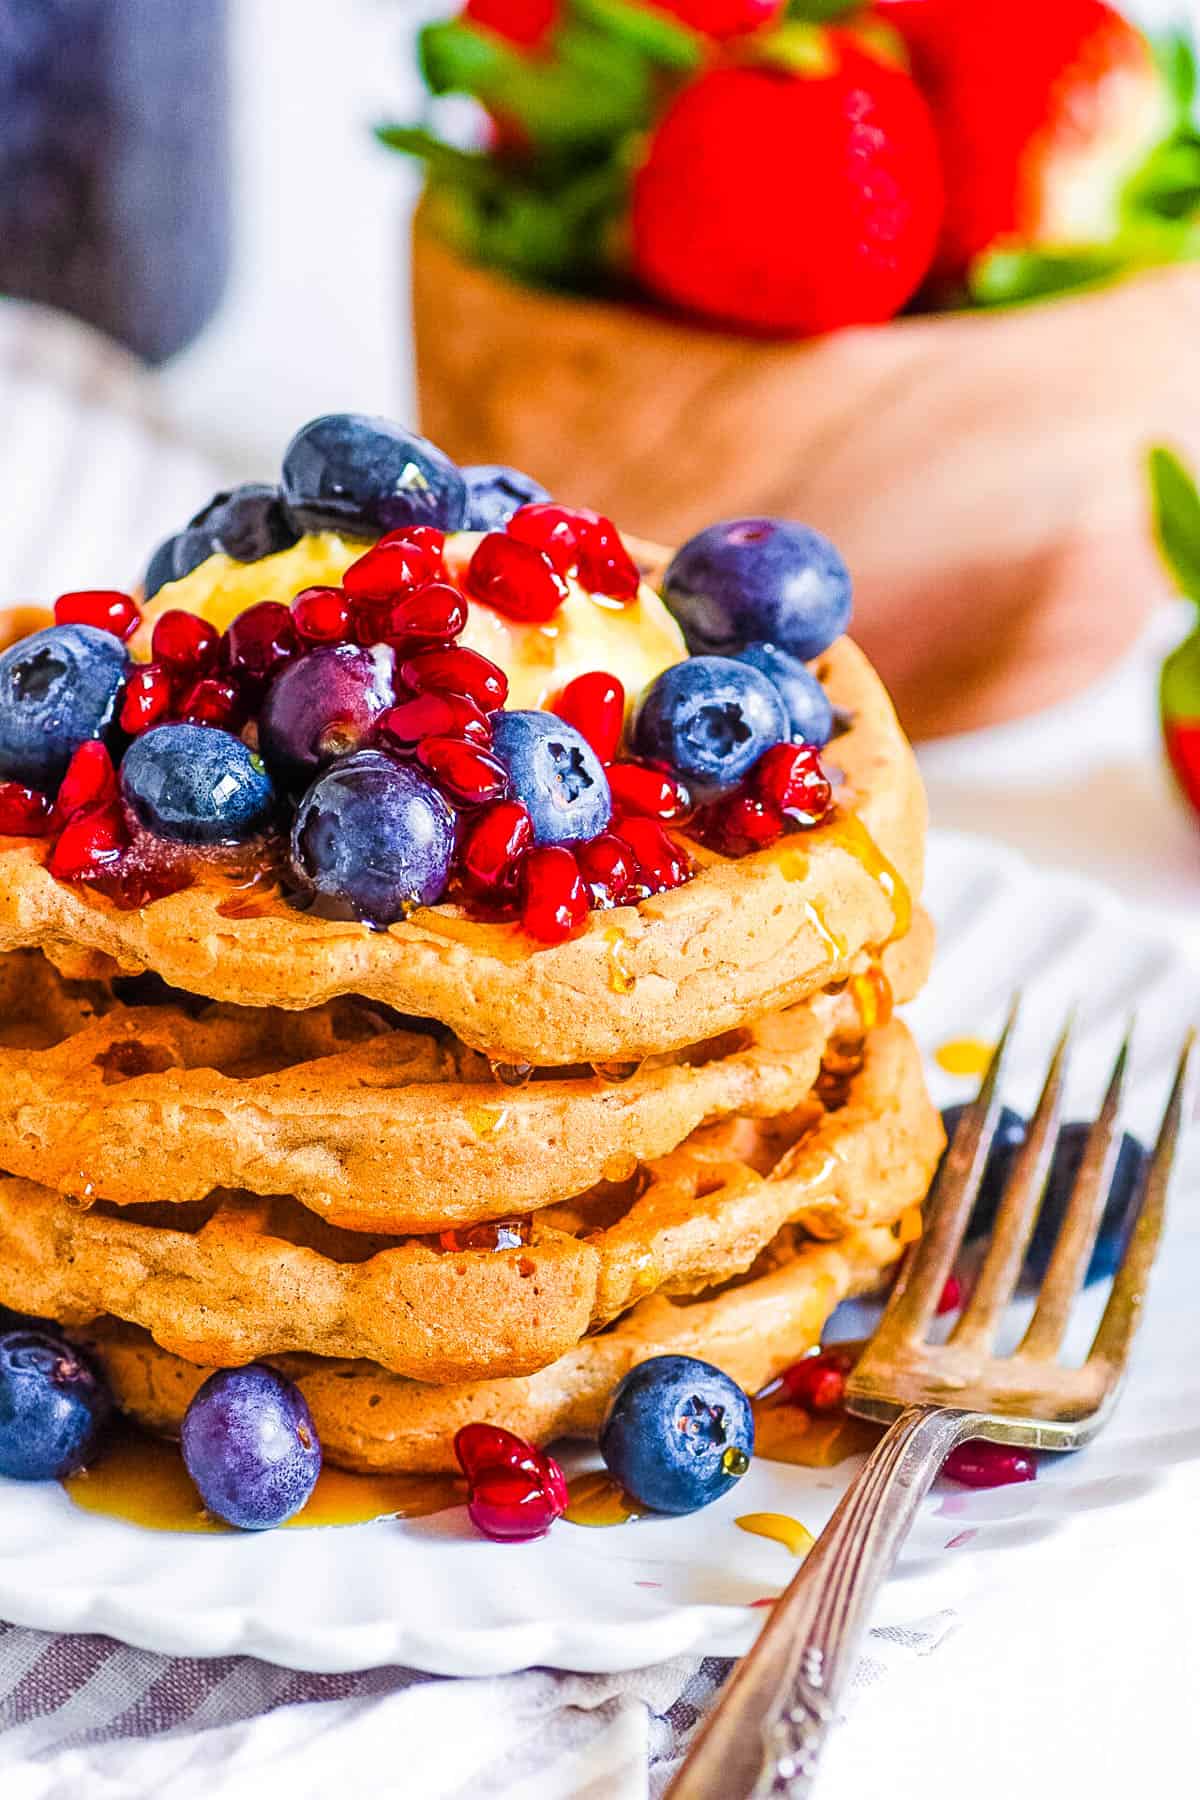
[[151, 609, 220, 676], [185, 483, 300, 563], [489, 710, 612, 845], [663, 520, 852, 662], [385, 582, 468, 648], [520, 843, 589, 943], [751, 743, 833, 824], [342, 534, 445, 601], [290, 750, 456, 923], [46, 804, 127, 881], [576, 832, 634, 906], [292, 586, 353, 645], [615, 817, 692, 893], [462, 463, 551, 531], [508, 506, 640, 599], [507, 503, 584, 576], [454, 1421, 568, 1543], [458, 799, 534, 900], [552, 670, 625, 764], [735, 642, 835, 748], [467, 532, 569, 625], [695, 791, 784, 856], [54, 589, 140, 641], [942, 1441, 1036, 1490], [181, 1365, 321, 1530], [224, 600, 299, 695], [56, 741, 118, 821], [0, 1327, 113, 1481], [0, 625, 126, 787], [177, 676, 244, 731], [402, 645, 509, 712], [259, 644, 396, 789], [776, 1348, 854, 1415], [632, 656, 788, 798], [121, 725, 277, 845], [416, 736, 510, 807], [281, 413, 468, 536], [0, 783, 54, 837], [119, 664, 176, 735], [607, 761, 690, 823], [376, 690, 491, 754], [599, 1354, 754, 1515]]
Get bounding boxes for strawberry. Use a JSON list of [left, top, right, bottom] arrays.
[[464, 0, 559, 49], [880, 0, 1183, 293], [630, 31, 944, 336], [647, 0, 783, 40]]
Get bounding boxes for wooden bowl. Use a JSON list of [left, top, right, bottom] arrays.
[[412, 200, 1200, 740]]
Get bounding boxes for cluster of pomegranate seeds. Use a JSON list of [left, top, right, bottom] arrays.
[[45, 742, 127, 881], [225, 601, 299, 696], [379, 690, 490, 753], [0, 783, 54, 836], [54, 589, 141, 641], [775, 1348, 855, 1414], [694, 742, 834, 855], [454, 1422, 569, 1542], [417, 737, 509, 806], [942, 1441, 1036, 1489], [467, 532, 568, 625], [606, 762, 689, 823], [507, 504, 640, 601], [403, 645, 508, 711]]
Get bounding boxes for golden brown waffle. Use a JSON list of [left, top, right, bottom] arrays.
[[0, 638, 925, 1066], [0, 916, 930, 1231], [0, 1021, 942, 1383], [80, 1217, 905, 1473]]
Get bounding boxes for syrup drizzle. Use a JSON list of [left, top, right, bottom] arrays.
[[735, 1512, 815, 1557]]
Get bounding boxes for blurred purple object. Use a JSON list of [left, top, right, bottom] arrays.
[[0, 0, 230, 362]]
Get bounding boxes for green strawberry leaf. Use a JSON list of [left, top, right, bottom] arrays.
[[968, 245, 1131, 306], [786, 0, 861, 21], [1155, 27, 1198, 129], [374, 124, 500, 192], [569, 0, 705, 70], [751, 21, 836, 75], [418, 19, 510, 97], [1160, 634, 1200, 724], [1149, 446, 1200, 608]]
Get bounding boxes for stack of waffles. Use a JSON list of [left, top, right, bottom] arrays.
[[0, 584, 944, 1475]]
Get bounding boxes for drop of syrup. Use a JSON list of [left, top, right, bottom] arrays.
[[562, 1469, 645, 1527], [735, 1512, 815, 1557], [934, 1037, 994, 1078]]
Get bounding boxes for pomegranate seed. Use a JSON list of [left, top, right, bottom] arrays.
[[56, 742, 117, 820], [616, 818, 692, 893], [54, 589, 140, 641], [224, 602, 298, 690], [521, 845, 589, 943], [292, 586, 352, 645], [942, 1441, 1037, 1489], [47, 803, 127, 880], [458, 800, 533, 898], [777, 1349, 854, 1414], [377, 525, 446, 578], [417, 736, 509, 806], [575, 512, 640, 600], [178, 676, 243, 730], [700, 792, 785, 855], [467, 533, 568, 625], [119, 664, 175, 735], [507, 504, 584, 576], [402, 646, 508, 711], [348, 597, 392, 648], [553, 670, 624, 762], [386, 581, 467, 647], [752, 743, 833, 824], [937, 1273, 963, 1316], [576, 832, 634, 905], [0, 783, 53, 836], [151, 609, 220, 674], [344, 540, 437, 601], [455, 1422, 544, 1482], [377, 691, 491, 754], [454, 1422, 568, 1543], [607, 761, 689, 823]]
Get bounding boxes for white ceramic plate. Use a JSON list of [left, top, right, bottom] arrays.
[[1, 830, 1198, 1675]]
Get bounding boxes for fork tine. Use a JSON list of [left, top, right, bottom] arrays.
[[950, 1016, 1073, 1353], [1018, 1028, 1132, 1360], [1089, 1031, 1197, 1372], [873, 997, 1021, 1353]]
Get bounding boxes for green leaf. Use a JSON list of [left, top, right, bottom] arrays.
[[752, 21, 836, 76], [569, 0, 705, 70], [968, 245, 1130, 306], [418, 19, 510, 97], [786, 0, 860, 21], [1155, 27, 1198, 129], [374, 125, 499, 192], [418, 150, 631, 289], [1149, 446, 1200, 608]]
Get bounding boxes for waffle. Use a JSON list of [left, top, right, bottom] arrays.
[[78, 1216, 906, 1474], [0, 916, 931, 1232], [0, 1020, 942, 1383], [0, 638, 924, 1067]]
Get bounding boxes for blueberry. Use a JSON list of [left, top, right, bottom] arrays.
[[488, 711, 612, 845], [143, 534, 191, 602], [121, 724, 276, 845], [181, 1364, 320, 1530], [599, 1354, 754, 1515], [281, 414, 468, 537], [632, 656, 788, 798], [259, 644, 395, 790], [0, 624, 126, 787], [0, 1328, 113, 1481], [734, 643, 834, 748], [462, 464, 551, 532], [186, 483, 299, 563], [663, 520, 852, 661], [290, 749, 456, 923]]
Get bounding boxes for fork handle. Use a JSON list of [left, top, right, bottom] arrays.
[[666, 1404, 978, 1800]]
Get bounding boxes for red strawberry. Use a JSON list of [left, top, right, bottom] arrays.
[[630, 34, 944, 336], [879, 0, 1171, 287], [649, 0, 782, 40], [464, 0, 558, 49]]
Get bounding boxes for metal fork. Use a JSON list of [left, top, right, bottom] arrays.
[[666, 1008, 1196, 1800]]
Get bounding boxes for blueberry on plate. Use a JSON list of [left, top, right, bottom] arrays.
[[462, 464, 551, 532], [290, 749, 456, 923], [121, 724, 277, 845], [663, 520, 852, 662], [259, 644, 396, 789], [0, 1327, 113, 1481], [0, 624, 127, 787], [632, 656, 788, 798], [181, 1364, 321, 1530], [600, 1354, 754, 1515], [489, 711, 612, 845], [734, 642, 834, 748], [282, 413, 468, 537]]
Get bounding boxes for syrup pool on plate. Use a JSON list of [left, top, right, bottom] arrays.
[[934, 1038, 995, 1077]]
